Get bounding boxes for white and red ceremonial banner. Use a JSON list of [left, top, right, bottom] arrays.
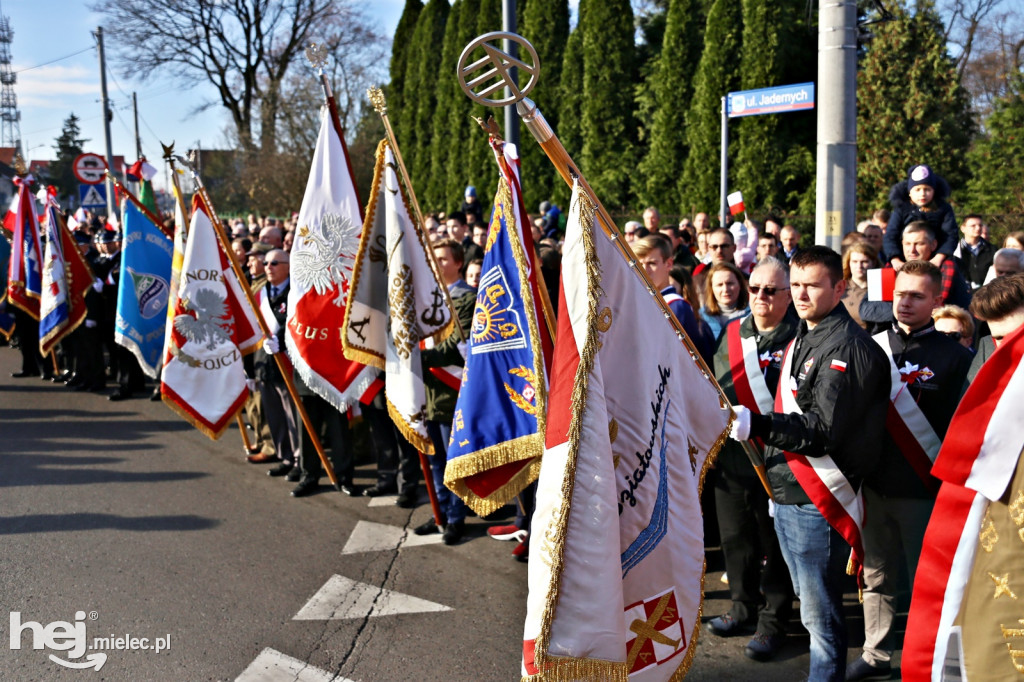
[[903, 323, 1024, 681], [285, 103, 376, 410], [726, 319, 776, 415], [160, 193, 261, 439], [343, 140, 454, 454], [775, 343, 866, 578], [522, 180, 731, 681], [872, 331, 943, 490], [38, 188, 92, 356]]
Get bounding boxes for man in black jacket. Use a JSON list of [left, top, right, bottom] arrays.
[[955, 214, 995, 289], [847, 261, 973, 681], [729, 246, 889, 682]]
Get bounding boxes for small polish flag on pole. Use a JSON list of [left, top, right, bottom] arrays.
[[727, 191, 745, 217], [867, 267, 896, 302]]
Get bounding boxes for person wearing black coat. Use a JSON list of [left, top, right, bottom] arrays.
[[883, 164, 958, 268]]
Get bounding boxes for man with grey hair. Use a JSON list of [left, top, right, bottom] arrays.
[[706, 256, 797, 662], [642, 206, 661, 232], [259, 225, 284, 249]]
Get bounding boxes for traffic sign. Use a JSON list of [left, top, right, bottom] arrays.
[[79, 183, 107, 209], [727, 82, 815, 118], [73, 153, 108, 184]]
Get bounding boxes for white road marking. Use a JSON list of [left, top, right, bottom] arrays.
[[235, 647, 349, 682], [293, 574, 452, 620], [341, 520, 442, 554], [366, 491, 429, 508]]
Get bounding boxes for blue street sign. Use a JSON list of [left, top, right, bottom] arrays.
[[728, 82, 815, 118], [79, 183, 107, 209]]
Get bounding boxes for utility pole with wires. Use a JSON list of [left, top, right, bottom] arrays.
[[95, 26, 116, 223]]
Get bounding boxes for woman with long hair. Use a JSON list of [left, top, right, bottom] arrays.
[[699, 262, 750, 342], [841, 243, 881, 329]]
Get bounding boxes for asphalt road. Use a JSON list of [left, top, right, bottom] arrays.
[[0, 345, 895, 681]]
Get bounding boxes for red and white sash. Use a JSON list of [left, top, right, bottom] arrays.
[[420, 335, 465, 392], [776, 340, 865, 577], [256, 286, 280, 336], [872, 331, 942, 490], [726, 318, 774, 414]]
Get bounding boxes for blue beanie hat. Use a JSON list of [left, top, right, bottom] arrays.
[[907, 164, 935, 190], [465, 185, 476, 198]]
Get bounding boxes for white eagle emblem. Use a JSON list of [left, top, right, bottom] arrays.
[[291, 212, 360, 306], [173, 287, 233, 350]]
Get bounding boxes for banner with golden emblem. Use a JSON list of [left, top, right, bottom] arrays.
[[342, 139, 454, 453], [522, 180, 731, 681]]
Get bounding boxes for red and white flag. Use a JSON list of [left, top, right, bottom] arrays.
[[903, 323, 1024, 681], [284, 103, 377, 410], [160, 193, 261, 439], [867, 267, 896, 301], [522, 180, 731, 681], [727, 191, 745, 216]]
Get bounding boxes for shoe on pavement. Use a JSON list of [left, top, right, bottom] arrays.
[[442, 520, 465, 545], [487, 524, 527, 542], [704, 613, 756, 637], [744, 632, 783, 662], [337, 480, 360, 497], [845, 657, 892, 681], [512, 537, 529, 563], [268, 462, 293, 477], [363, 483, 398, 498], [291, 476, 320, 498], [414, 519, 441, 536], [108, 389, 132, 402], [285, 468, 302, 482], [395, 491, 417, 508], [247, 452, 276, 464], [10, 371, 39, 378]]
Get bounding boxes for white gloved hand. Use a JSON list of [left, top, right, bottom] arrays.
[[729, 405, 752, 441], [263, 336, 280, 355], [245, 378, 256, 393], [93, 278, 103, 293]]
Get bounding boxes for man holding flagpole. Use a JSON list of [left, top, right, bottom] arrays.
[[729, 246, 889, 681]]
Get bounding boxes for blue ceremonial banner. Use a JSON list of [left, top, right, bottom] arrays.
[[444, 142, 550, 515], [115, 200, 172, 377]]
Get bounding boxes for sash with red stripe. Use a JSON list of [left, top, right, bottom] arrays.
[[420, 336, 465, 392], [872, 331, 942, 492], [726, 317, 774, 415], [776, 340, 866, 578]]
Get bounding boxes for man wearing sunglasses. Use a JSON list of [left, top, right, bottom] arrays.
[[707, 257, 797, 662], [846, 260, 972, 681]]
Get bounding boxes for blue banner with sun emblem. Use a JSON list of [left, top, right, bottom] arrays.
[[444, 147, 548, 516], [115, 200, 173, 378]]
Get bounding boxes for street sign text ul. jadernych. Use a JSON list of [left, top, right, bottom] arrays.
[[727, 82, 815, 118]]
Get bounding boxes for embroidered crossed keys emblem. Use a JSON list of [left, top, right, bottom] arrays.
[[457, 32, 539, 106], [626, 593, 681, 670]]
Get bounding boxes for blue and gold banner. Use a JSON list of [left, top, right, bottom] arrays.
[[115, 200, 172, 378], [444, 142, 551, 516]]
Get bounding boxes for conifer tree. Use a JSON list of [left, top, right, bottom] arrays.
[[519, 0, 570, 213], [636, 0, 703, 212], [388, 0, 423, 140], [678, 0, 742, 221], [443, 0, 484, 211], [464, 0, 504, 212], [579, 0, 636, 210], [50, 114, 88, 204], [551, 23, 584, 209], [964, 88, 1024, 218], [856, 1, 973, 212], [424, 0, 464, 211], [399, 0, 450, 195]]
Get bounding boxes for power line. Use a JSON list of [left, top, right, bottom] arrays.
[[14, 46, 93, 74]]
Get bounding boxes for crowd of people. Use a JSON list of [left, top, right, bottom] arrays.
[[5, 167, 1024, 681]]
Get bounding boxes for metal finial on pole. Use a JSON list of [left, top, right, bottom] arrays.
[[456, 32, 770, 500]]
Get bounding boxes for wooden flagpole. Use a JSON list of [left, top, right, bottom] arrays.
[[105, 172, 173, 240], [169, 155, 340, 489]]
